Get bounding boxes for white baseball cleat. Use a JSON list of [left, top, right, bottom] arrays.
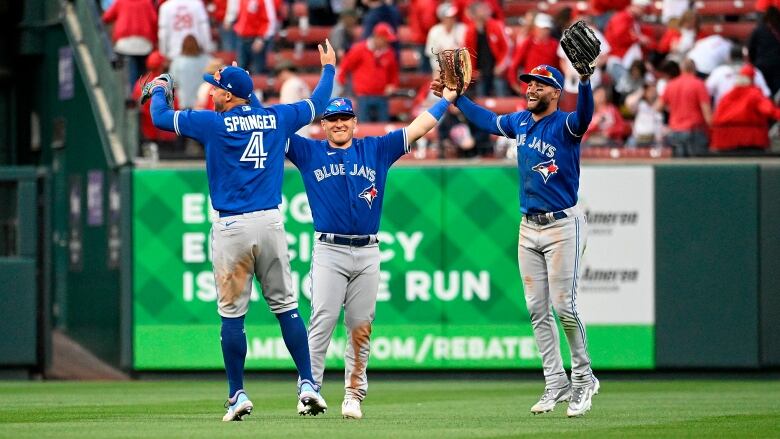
[[566, 378, 600, 418], [222, 390, 253, 421], [530, 386, 571, 414], [341, 398, 362, 419], [297, 381, 328, 416]]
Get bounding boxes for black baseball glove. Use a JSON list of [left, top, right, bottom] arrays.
[[560, 20, 601, 76], [140, 73, 174, 106]]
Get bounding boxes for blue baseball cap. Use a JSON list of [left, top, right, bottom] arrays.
[[203, 66, 254, 101], [519, 64, 564, 90], [322, 97, 356, 119]]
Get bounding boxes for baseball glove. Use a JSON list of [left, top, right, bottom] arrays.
[[140, 73, 174, 106], [435, 48, 472, 95], [560, 20, 601, 76]]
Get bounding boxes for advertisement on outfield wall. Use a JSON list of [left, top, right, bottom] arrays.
[[132, 166, 654, 370]]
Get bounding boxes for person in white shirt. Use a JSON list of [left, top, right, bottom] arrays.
[[425, 2, 467, 71], [158, 0, 213, 60], [706, 45, 771, 105], [686, 34, 733, 76], [170, 34, 212, 109]]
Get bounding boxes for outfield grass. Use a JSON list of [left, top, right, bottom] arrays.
[[0, 379, 778, 438]]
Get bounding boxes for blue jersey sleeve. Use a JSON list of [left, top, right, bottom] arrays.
[[455, 95, 507, 137], [379, 129, 409, 166], [150, 89, 215, 142], [564, 80, 595, 139], [272, 102, 317, 136], [285, 134, 314, 169]]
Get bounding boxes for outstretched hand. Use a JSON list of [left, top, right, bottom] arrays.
[[318, 39, 337, 67], [442, 87, 458, 102]]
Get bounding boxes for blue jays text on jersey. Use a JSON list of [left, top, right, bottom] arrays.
[[455, 81, 594, 214], [149, 65, 335, 215], [285, 129, 409, 235]]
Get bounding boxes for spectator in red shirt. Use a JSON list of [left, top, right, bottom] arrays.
[[231, 0, 278, 74], [583, 86, 629, 147], [711, 64, 780, 154], [507, 13, 560, 96], [407, 0, 439, 72], [757, 0, 780, 11], [657, 10, 700, 61], [102, 0, 158, 90], [590, 0, 630, 31], [464, 1, 509, 97], [132, 51, 180, 155], [337, 23, 400, 122], [655, 58, 712, 157], [453, 0, 504, 25], [604, 0, 652, 84]]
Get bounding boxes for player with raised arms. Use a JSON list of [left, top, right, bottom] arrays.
[[432, 22, 601, 417], [287, 88, 460, 419], [144, 40, 337, 421]]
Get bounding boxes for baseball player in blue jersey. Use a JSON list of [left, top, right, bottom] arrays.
[[286, 90, 458, 419], [147, 41, 337, 421], [435, 64, 598, 417]]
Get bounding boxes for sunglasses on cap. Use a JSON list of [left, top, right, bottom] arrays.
[[324, 115, 355, 122], [528, 66, 562, 89]]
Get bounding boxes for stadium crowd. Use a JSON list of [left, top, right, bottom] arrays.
[[99, 0, 780, 159]]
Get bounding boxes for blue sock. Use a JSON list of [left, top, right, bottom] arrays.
[[220, 315, 247, 398], [276, 309, 314, 383]]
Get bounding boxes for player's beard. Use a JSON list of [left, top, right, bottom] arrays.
[[214, 101, 224, 112], [527, 95, 551, 114]]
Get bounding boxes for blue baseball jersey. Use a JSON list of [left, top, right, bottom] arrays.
[[153, 92, 316, 214], [285, 129, 409, 235], [456, 81, 594, 214], [496, 110, 582, 214]]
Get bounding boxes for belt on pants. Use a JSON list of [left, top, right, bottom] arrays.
[[524, 210, 568, 226], [318, 233, 377, 247]]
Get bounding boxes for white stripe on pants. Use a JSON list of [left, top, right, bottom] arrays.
[[307, 239, 380, 400], [518, 210, 594, 388]]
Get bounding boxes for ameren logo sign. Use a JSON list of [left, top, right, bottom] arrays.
[[176, 191, 491, 305]]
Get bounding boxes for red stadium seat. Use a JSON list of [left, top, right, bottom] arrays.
[[389, 97, 414, 120], [396, 25, 414, 44], [700, 22, 757, 40], [267, 49, 322, 70], [504, 0, 538, 18], [694, 0, 756, 16], [399, 72, 432, 89], [292, 2, 308, 18], [400, 48, 422, 69], [212, 50, 236, 64], [475, 97, 525, 114], [581, 146, 673, 159], [283, 26, 331, 44]]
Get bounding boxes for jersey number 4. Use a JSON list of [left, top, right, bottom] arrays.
[[241, 131, 268, 169]]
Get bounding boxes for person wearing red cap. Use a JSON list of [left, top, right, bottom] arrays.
[[132, 51, 180, 156], [711, 64, 780, 154], [337, 22, 400, 122]]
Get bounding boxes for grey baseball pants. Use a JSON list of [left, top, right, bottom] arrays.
[[518, 206, 596, 389], [307, 234, 380, 400]]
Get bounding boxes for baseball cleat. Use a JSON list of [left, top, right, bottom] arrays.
[[341, 398, 362, 419], [530, 385, 571, 414], [297, 380, 328, 416], [566, 378, 600, 417], [222, 390, 253, 421]]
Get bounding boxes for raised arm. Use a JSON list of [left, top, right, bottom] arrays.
[[565, 78, 595, 137], [454, 95, 503, 136], [311, 39, 337, 114], [150, 88, 176, 132], [405, 88, 458, 144]]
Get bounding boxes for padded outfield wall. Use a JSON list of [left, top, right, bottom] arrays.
[[131, 165, 656, 371]]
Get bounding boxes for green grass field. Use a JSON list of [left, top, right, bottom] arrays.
[[1, 379, 779, 438]]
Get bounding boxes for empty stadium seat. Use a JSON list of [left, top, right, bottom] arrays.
[[283, 26, 331, 44], [700, 22, 756, 40], [694, 0, 756, 16], [399, 72, 431, 89], [267, 49, 322, 69], [292, 2, 307, 18], [476, 97, 525, 114], [389, 97, 414, 120], [400, 48, 422, 69]]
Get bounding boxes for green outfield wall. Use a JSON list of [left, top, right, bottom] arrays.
[[132, 166, 655, 370]]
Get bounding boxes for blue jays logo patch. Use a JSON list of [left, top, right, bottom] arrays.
[[532, 159, 559, 183], [359, 184, 379, 208]]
